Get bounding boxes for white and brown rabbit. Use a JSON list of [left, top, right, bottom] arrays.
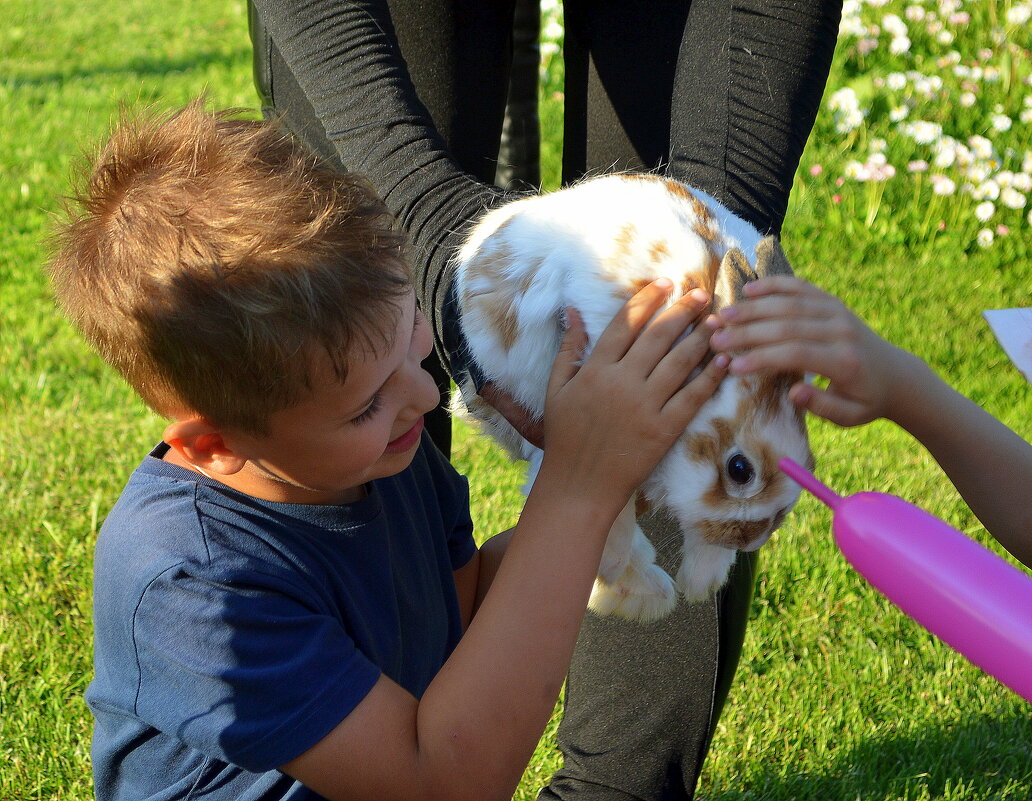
[[453, 173, 813, 622]]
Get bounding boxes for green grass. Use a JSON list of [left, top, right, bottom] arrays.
[[1, 1, 1030, 799]]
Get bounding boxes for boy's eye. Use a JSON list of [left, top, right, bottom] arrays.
[[352, 393, 383, 425]]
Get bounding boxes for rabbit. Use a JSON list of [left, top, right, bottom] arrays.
[[452, 173, 814, 622]]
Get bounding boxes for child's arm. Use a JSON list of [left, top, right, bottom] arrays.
[[708, 277, 1032, 567], [281, 281, 727, 801]]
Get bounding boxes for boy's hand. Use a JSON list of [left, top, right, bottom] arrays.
[[540, 279, 727, 507], [707, 277, 911, 427]]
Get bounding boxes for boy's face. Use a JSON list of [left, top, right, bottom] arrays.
[[221, 290, 440, 504]]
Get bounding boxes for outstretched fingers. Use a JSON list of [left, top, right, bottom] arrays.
[[664, 352, 729, 421], [590, 278, 676, 363], [623, 288, 713, 371], [546, 307, 589, 394]]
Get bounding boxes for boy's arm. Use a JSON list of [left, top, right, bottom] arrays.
[[453, 529, 515, 630], [710, 277, 1032, 567], [452, 529, 513, 630], [280, 282, 727, 801]]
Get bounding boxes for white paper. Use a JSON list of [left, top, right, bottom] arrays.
[[983, 308, 1032, 383]]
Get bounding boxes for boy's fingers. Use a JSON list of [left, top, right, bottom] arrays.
[[547, 307, 588, 391], [591, 278, 674, 361], [665, 351, 729, 419], [648, 313, 715, 396], [625, 289, 711, 369]]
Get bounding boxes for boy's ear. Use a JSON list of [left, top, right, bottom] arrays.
[[163, 417, 248, 476]]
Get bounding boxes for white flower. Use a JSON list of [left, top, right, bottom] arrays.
[[882, 13, 908, 37], [891, 104, 911, 121], [964, 164, 990, 184], [933, 140, 958, 168], [975, 201, 995, 222], [953, 143, 974, 169], [835, 110, 863, 133], [870, 139, 888, 154], [904, 120, 943, 145], [936, 30, 955, 46], [887, 72, 907, 91], [908, 159, 929, 173], [960, 92, 977, 108], [1012, 172, 1032, 192], [1001, 187, 1027, 209], [844, 160, 870, 181], [932, 176, 957, 195], [968, 135, 995, 160], [913, 74, 943, 97], [543, 18, 564, 41], [1006, 4, 1032, 26], [829, 87, 859, 112], [991, 113, 1013, 132], [840, 15, 867, 38], [977, 229, 995, 248], [997, 170, 1016, 188], [905, 5, 925, 22], [973, 180, 1000, 201]]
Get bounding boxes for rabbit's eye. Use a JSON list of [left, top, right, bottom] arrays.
[[726, 453, 755, 485]]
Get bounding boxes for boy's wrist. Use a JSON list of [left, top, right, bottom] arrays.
[[530, 455, 631, 535]]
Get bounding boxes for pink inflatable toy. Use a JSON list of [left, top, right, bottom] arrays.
[[779, 458, 1032, 702]]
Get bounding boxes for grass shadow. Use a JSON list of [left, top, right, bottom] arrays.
[[4, 47, 253, 91], [706, 712, 1032, 800]]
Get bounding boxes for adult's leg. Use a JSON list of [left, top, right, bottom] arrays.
[[542, 2, 839, 799], [249, 0, 518, 454], [668, 0, 842, 235]]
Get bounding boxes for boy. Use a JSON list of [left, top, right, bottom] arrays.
[[47, 102, 727, 801], [709, 277, 1032, 567]]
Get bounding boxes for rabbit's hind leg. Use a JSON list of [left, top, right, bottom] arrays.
[[589, 500, 677, 622]]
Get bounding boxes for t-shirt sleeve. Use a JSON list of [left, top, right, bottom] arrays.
[[131, 563, 381, 772]]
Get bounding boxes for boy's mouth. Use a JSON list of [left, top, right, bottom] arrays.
[[384, 416, 424, 454]]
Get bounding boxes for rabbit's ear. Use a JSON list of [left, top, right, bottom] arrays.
[[754, 235, 795, 279], [712, 247, 757, 314]]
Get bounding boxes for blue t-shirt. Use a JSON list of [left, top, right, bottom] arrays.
[[87, 436, 476, 801]]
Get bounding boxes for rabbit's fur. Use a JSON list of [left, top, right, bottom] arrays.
[[453, 174, 813, 621]]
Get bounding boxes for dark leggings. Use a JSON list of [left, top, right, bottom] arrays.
[[249, 2, 840, 797]]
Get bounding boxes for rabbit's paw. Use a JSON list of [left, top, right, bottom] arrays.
[[676, 545, 737, 602], [589, 561, 677, 622]]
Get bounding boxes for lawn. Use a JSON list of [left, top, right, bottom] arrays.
[[1, 1, 1029, 799]]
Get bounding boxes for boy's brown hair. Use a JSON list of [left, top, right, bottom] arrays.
[[47, 100, 410, 434]]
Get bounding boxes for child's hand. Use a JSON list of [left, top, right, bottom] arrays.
[[707, 277, 911, 427], [540, 279, 727, 506]]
